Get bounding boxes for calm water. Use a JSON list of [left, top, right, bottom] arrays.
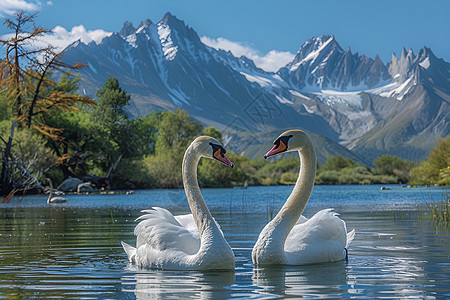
[[1, 185, 449, 299]]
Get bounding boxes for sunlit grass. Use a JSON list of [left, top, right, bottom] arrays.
[[428, 188, 449, 229]]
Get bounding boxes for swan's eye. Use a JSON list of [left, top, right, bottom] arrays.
[[280, 135, 293, 146], [210, 143, 225, 157], [272, 135, 294, 152]]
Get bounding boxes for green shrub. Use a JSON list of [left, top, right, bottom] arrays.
[[280, 172, 298, 185]]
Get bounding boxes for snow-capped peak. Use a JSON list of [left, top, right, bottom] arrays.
[[119, 21, 136, 38], [288, 35, 342, 72]]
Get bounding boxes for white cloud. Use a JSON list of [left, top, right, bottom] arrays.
[[201, 36, 294, 72], [45, 25, 112, 51], [0, 0, 40, 16], [47, 1, 53, 6], [1, 24, 112, 54]]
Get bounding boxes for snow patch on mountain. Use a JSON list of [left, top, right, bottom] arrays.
[[370, 77, 416, 100], [126, 34, 137, 48], [169, 87, 191, 106], [240, 72, 273, 87], [302, 104, 315, 114], [157, 24, 178, 60], [314, 90, 362, 108], [275, 95, 293, 104], [289, 89, 312, 100], [419, 57, 430, 69]]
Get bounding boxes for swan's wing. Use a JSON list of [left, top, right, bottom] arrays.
[[285, 209, 348, 253], [346, 229, 356, 248], [295, 215, 309, 225], [121, 241, 137, 262], [174, 214, 199, 235], [175, 213, 225, 237], [134, 207, 200, 255]]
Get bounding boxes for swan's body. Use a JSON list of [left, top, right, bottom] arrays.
[[252, 130, 355, 265], [46, 179, 67, 204], [121, 136, 235, 270]]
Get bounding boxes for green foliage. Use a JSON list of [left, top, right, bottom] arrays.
[[88, 77, 158, 180], [52, 71, 81, 94], [410, 136, 450, 186], [280, 172, 298, 185], [256, 156, 299, 185], [92, 77, 130, 126], [203, 126, 222, 142], [198, 152, 248, 187], [155, 108, 203, 153], [12, 128, 57, 172], [320, 155, 358, 171], [113, 158, 157, 189], [90, 77, 131, 162], [374, 154, 415, 183], [0, 121, 57, 185], [316, 155, 403, 185], [143, 151, 183, 188], [0, 94, 12, 122], [140, 108, 203, 188]]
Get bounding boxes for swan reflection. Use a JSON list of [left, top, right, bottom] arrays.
[[124, 269, 235, 299], [253, 262, 349, 297]]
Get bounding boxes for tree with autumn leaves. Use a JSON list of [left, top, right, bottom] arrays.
[[0, 12, 94, 197]]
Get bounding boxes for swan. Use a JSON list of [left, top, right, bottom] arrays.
[[121, 136, 235, 270], [252, 130, 355, 265], [46, 178, 67, 204]]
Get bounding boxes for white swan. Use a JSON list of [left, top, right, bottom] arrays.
[[46, 179, 67, 204], [121, 136, 235, 270], [252, 130, 355, 265]]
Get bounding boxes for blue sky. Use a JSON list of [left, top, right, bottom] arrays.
[[1, 0, 449, 71]]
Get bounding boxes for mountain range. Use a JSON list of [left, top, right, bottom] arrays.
[[61, 12, 450, 165]]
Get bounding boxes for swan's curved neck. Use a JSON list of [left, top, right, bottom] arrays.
[[182, 146, 215, 239], [271, 143, 316, 240]]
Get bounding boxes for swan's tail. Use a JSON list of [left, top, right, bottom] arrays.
[[121, 241, 136, 263], [346, 229, 356, 248]]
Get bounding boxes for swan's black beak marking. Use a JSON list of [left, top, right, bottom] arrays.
[[210, 143, 234, 168], [264, 135, 293, 159]]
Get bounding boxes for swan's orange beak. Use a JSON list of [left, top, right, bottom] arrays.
[[264, 140, 288, 159], [214, 149, 234, 168]]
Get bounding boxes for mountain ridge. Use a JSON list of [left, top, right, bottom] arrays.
[[60, 13, 450, 163]]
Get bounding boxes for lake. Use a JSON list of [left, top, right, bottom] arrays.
[[1, 185, 449, 299]]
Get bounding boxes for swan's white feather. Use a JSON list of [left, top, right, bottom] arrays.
[[346, 228, 356, 248], [295, 215, 309, 224], [133, 207, 200, 255], [284, 209, 353, 264], [287, 209, 347, 250], [121, 241, 137, 263], [175, 213, 223, 236]]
